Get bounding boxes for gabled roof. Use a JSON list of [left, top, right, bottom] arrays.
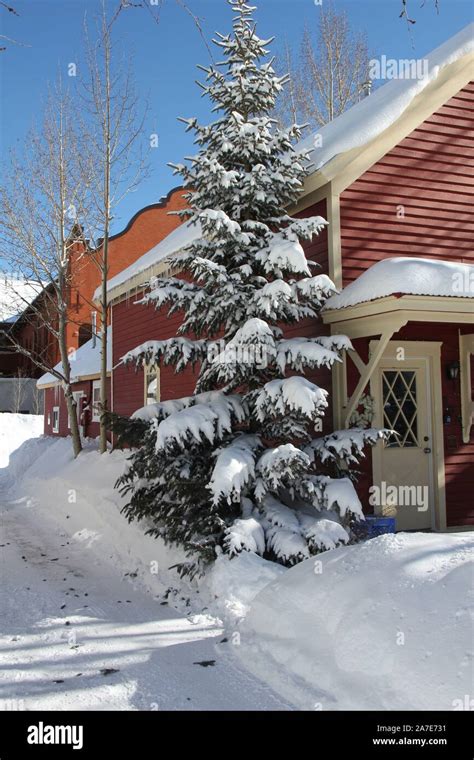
[[37, 330, 112, 389], [324, 258, 474, 310], [297, 23, 474, 194]]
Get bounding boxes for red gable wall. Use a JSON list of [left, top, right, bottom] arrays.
[[339, 81, 474, 284]]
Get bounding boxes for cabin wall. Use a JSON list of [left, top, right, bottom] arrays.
[[339, 81, 474, 285], [43, 378, 111, 440], [112, 294, 198, 420]]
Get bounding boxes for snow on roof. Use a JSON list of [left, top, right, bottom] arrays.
[[96, 25, 473, 301], [0, 276, 44, 323], [298, 23, 474, 174], [324, 258, 474, 310], [95, 220, 202, 301], [37, 330, 112, 389]]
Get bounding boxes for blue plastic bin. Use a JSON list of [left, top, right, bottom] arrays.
[[363, 515, 396, 538]]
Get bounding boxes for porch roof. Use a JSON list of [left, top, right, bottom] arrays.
[[323, 258, 473, 338]]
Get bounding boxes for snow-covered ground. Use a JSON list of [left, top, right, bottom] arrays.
[[0, 429, 289, 710], [237, 533, 474, 710], [0, 416, 472, 711], [0, 413, 43, 469]]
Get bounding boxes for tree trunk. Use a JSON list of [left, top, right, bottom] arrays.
[[99, 237, 108, 455], [58, 303, 82, 458]]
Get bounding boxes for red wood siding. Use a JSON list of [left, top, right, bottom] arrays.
[[43, 378, 111, 440], [340, 81, 474, 285], [112, 199, 331, 428], [112, 295, 198, 420]]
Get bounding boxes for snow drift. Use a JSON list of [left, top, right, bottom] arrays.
[[0, 412, 43, 469], [237, 532, 474, 710]]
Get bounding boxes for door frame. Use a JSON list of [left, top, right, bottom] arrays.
[[369, 340, 446, 531]]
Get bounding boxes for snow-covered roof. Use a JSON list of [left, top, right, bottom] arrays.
[[0, 276, 44, 323], [298, 23, 474, 175], [324, 258, 474, 311], [37, 330, 112, 389], [97, 25, 473, 303], [95, 220, 202, 302]]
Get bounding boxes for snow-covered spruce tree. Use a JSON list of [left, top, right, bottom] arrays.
[[116, 0, 386, 577]]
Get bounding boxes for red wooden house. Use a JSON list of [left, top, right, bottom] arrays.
[[38, 187, 188, 436], [105, 26, 473, 532]]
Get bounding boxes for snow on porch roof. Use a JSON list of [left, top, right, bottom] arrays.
[[298, 23, 474, 176], [36, 329, 112, 389], [95, 220, 202, 302], [323, 258, 474, 311]]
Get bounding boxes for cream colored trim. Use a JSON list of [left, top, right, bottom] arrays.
[[299, 53, 474, 199], [37, 371, 111, 391], [323, 295, 474, 331], [343, 331, 394, 427], [347, 348, 366, 375], [459, 332, 474, 444], [289, 183, 343, 291], [326, 193, 342, 289], [332, 354, 347, 429], [144, 363, 161, 405], [369, 340, 446, 531], [92, 379, 101, 422], [329, 313, 408, 340], [99, 260, 177, 308], [289, 184, 330, 216]]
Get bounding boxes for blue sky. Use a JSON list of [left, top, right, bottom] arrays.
[[1, 0, 473, 236]]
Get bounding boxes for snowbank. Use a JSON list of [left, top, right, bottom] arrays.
[[1, 433, 283, 621], [202, 552, 285, 620], [324, 257, 474, 310], [237, 533, 474, 710], [0, 412, 43, 469], [2, 436, 189, 599]]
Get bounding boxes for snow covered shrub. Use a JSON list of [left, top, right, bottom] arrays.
[[116, 0, 387, 577]]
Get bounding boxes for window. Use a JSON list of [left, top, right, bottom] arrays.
[[144, 364, 160, 405], [382, 370, 418, 448], [92, 381, 101, 422], [52, 406, 60, 434]]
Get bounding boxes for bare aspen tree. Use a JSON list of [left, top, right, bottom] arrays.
[[274, 1, 371, 130], [79, 8, 148, 454], [0, 84, 93, 458]]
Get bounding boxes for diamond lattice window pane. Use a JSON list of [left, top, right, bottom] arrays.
[[382, 370, 418, 448]]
